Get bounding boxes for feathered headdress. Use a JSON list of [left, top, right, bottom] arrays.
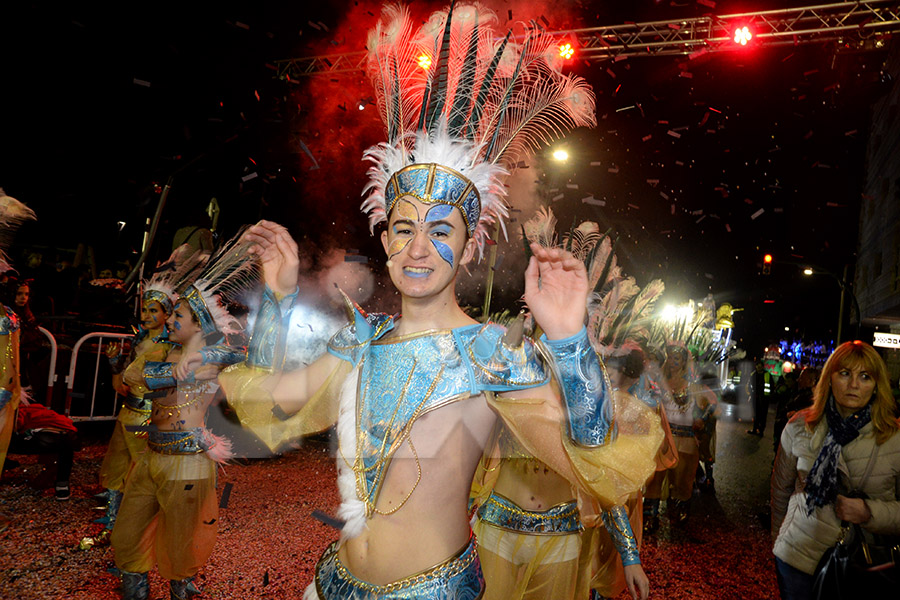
[[521, 208, 665, 357], [142, 245, 209, 315], [362, 2, 596, 256], [648, 298, 736, 370], [181, 232, 261, 336], [0, 189, 36, 274]]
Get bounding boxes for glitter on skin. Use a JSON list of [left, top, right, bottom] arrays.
[[424, 204, 454, 222], [425, 205, 457, 267], [396, 200, 419, 221], [429, 225, 455, 267], [388, 237, 410, 259]]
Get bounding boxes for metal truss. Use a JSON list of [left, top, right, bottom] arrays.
[[274, 1, 900, 79], [574, 1, 900, 60]]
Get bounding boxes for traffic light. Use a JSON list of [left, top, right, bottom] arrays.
[[763, 253, 772, 275]]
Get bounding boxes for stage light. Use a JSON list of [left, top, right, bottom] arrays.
[[803, 267, 813, 275], [734, 26, 753, 46], [417, 54, 432, 70], [552, 149, 569, 162], [559, 43, 574, 60], [783, 361, 794, 373], [358, 102, 366, 111]]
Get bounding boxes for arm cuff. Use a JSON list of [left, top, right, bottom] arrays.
[[602, 505, 641, 566], [541, 327, 613, 447]]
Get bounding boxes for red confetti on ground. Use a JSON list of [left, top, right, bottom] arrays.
[[1, 434, 780, 599]]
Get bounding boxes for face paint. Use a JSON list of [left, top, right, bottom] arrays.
[[424, 205, 457, 267], [425, 204, 454, 222], [388, 236, 411, 260], [172, 320, 181, 330], [431, 239, 454, 266], [396, 200, 419, 221]]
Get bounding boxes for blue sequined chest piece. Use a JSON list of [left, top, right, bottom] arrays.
[[357, 331, 471, 512], [328, 318, 548, 515]]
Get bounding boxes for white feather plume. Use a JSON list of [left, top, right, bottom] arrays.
[[362, 2, 596, 255]]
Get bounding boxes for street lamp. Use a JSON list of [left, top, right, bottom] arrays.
[[801, 264, 861, 343]]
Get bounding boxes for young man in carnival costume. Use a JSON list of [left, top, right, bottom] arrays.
[[90, 247, 207, 545], [111, 235, 256, 600], [0, 190, 35, 532], [470, 213, 663, 600], [223, 6, 660, 596]]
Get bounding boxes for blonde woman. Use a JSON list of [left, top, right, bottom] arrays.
[[771, 341, 900, 599]]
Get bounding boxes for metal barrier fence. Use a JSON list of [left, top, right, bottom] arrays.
[[36, 326, 58, 406], [64, 332, 132, 422]]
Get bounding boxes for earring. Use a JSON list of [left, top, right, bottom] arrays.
[[386, 259, 393, 268]]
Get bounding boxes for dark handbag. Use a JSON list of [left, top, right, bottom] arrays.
[[811, 522, 900, 599], [811, 444, 900, 599]]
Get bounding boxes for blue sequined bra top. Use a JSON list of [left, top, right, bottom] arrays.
[[327, 314, 549, 514]]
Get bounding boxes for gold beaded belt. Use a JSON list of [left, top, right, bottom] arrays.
[[314, 530, 484, 598], [148, 429, 203, 455]]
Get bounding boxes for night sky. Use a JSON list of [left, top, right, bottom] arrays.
[[1, 0, 891, 355]]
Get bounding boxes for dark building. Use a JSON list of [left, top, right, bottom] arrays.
[[857, 40, 900, 380]]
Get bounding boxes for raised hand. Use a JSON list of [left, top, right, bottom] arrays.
[[523, 242, 589, 340], [242, 220, 300, 297]]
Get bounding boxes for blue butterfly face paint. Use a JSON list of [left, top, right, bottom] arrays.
[[426, 205, 457, 267], [425, 204, 454, 222]]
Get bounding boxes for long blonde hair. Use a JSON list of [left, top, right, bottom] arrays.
[[805, 341, 899, 445]]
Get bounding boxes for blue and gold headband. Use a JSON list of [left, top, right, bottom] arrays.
[[384, 163, 480, 236], [182, 285, 218, 337], [142, 290, 173, 315]]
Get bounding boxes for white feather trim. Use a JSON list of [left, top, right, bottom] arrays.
[[361, 121, 508, 259], [335, 364, 367, 540], [302, 583, 321, 600]]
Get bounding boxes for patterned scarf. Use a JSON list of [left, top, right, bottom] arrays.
[[805, 396, 872, 515]]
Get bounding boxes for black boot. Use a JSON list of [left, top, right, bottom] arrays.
[[121, 571, 149, 600], [670, 499, 690, 524], [170, 576, 201, 600], [94, 489, 123, 527], [704, 463, 715, 491]]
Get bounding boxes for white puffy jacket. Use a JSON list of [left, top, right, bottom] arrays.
[[771, 413, 900, 575]]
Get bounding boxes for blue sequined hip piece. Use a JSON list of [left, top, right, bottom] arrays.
[[148, 429, 203, 455], [477, 492, 582, 535], [314, 532, 484, 600], [669, 423, 695, 438]]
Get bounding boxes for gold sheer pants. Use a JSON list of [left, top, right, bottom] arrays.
[[111, 451, 218, 580], [644, 449, 699, 502], [99, 406, 149, 491], [474, 520, 585, 600]]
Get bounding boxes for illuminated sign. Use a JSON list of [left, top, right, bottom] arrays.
[[873, 332, 900, 349]]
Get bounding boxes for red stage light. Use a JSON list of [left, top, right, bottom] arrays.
[[417, 54, 432, 70], [559, 43, 574, 60], [734, 26, 753, 46]]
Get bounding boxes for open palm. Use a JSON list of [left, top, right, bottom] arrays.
[[523, 243, 589, 340]]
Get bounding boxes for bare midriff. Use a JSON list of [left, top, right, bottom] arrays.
[[338, 395, 495, 585]]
